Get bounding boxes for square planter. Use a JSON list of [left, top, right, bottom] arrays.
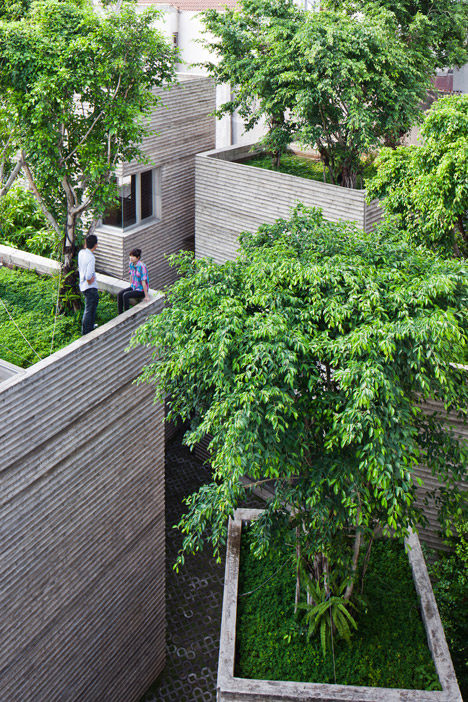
[[217, 508, 462, 702], [195, 144, 382, 264]]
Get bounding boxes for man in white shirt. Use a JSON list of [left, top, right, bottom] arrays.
[[78, 234, 99, 335]]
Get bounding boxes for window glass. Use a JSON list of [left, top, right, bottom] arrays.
[[140, 170, 153, 220], [103, 175, 136, 228]]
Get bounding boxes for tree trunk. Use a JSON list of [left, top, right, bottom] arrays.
[[294, 527, 301, 614], [271, 150, 281, 170], [60, 210, 80, 312], [340, 164, 358, 190], [344, 505, 362, 602]]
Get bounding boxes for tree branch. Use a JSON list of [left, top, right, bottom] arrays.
[[62, 73, 123, 166], [21, 156, 61, 236], [0, 157, 23, 198]]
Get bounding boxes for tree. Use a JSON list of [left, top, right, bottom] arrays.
[[199, 0, 432, 187], [199, 0, 300, 168], [366, 94, 468, 257], [325, 0, 468, 72], [0, 0, 177, 306], [292, 8, 431, 187], [0, 99, 22, 198], [131, 206, 468, 622]]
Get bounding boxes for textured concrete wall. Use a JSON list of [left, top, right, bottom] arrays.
[[95, 74, 216, 290], [195, 144, 382, 264], [418, 381, 468, 551], [0, 277, 166, 701]]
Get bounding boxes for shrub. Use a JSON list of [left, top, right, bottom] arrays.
[[0, 184, 59, 258]]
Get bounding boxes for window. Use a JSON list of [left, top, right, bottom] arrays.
[[102, 169, 159, 229]]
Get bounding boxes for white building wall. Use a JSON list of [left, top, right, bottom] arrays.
[[453, 63, 468, 94]]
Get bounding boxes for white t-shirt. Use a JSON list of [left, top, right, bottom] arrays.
[[78, 248, 98, 292]]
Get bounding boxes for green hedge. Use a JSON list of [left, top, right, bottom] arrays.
[[236, 529, 440, 690], [0, 267, 117, 368]]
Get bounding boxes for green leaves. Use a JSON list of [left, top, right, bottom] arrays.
[[132, 206, 468, 576], [200, 0, 433, 187], [367, 94, 468, 257], [0, 0, 177, 252]]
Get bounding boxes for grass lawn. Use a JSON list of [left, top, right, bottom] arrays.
[[235, 529, 441, 690], [0, 266, 117, 368], [240, 152, 377, 188]]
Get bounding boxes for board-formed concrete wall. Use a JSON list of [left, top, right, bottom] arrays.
[[95, 73, 216, 290], [0, 262, 166, 701], [195, 144, 382, 264]]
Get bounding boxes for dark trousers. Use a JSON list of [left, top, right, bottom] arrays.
[[82, 288, 99, 335], [117, 287, 144, 314]]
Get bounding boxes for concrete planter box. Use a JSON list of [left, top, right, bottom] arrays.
[[218, 508, 462, 702], [0, 246, 166, 701], [195, 144, 383, 264]]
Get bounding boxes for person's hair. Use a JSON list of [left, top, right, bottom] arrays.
[[85, 234, 98, 249], [129, 248, 142, 259]]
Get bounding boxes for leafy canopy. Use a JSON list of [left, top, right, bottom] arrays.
[[132, 207, 468, 579], [324, 0, 468, 70], [199, 0, 431, 185], [199, 0, 300, 166], [292, 8, 430, 187], [366, 94, 468, 257], [0, 0, 177, 298]]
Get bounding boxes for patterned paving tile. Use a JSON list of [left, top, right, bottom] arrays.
[[141, 435, 262, 702]]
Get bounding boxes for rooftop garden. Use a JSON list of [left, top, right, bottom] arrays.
[[0, 266, 117, 368], [199, 0, 468, 190]]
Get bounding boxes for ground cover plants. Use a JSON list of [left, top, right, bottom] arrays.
[[242, 153, 377, 189], [133, 206, 468, 663], [0, 266, 116, 367], [236, 527, 440, 690]]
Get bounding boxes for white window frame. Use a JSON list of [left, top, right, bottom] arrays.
[[100, 167, 161, 232]]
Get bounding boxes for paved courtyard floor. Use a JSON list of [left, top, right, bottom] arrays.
[[141, 434, 262, 702]]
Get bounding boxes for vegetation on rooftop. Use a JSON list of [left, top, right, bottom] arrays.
[[242, 152, 377, 189], [0, 0, 177, 309], [199, 0, 467, 187], [236, 528, 440, 689], [0, 267, 116, 367]]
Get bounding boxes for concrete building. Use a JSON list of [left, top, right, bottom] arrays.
[[137, 0, 267, 149], [94, 73, 216, 290]]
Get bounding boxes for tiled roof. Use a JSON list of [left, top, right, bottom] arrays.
[[138, 0, 237, 9]]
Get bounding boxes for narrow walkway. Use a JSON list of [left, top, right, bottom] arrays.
[[141, 435, 231, 702]]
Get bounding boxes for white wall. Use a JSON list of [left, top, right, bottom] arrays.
[[453, 63, 468, 94]]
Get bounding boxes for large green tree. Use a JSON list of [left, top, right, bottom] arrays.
[[325, 0, 468, 71], [292, 8, 430, 187], [0, 0, 177, 305], [132, 207, 468, 617], [200, 0, 432, 187], [367, 94, 468, 257], [200, 0, 300, 168]]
